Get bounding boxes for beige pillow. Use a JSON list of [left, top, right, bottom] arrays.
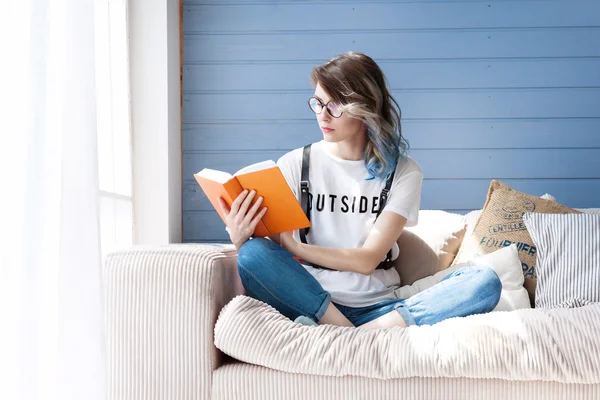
[[463, 193, 557, 239], [451, 180, 580, 305], [395, 210, 466, 285]]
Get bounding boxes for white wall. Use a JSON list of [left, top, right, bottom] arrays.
[[129, 0, 182, 244]]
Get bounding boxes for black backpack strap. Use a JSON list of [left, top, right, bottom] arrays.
[[376, 169, 395, 219], [377, 169, 396, 269], [299, 144, 311, 244], [298, 143, 334, 270]]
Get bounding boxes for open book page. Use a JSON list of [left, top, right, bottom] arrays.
[[195, 168, 232, 184], [234, 160, 276, 176]]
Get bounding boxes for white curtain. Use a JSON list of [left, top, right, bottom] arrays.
[[0, 1, 106, 399]]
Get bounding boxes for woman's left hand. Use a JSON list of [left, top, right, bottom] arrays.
[[279, 231, 298, 254]]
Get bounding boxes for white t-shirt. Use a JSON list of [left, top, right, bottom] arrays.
[[277, 140, 423, 307]]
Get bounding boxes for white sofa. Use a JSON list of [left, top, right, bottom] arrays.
[[102, 211, 600, 400]]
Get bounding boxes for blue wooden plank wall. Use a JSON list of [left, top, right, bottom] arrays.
[[182, 0, 600, 243]]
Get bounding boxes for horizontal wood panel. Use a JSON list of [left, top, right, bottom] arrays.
[[183, 29, 600, 62], [184, 58, 600, 91], [183, 89, 600, 121], [183, 119, 600, 151], [184, 212, 230, 242], [183, 148, 600, 185], [183, 177, 600, 212], [184, 1, 600, 32]]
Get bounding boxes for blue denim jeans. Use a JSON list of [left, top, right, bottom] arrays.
[[236, 238, 501, 327]]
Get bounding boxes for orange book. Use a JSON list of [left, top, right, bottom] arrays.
[[193, 160, 311, 237]]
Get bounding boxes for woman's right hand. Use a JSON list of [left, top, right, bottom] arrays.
[[217, 190, 268, 251]]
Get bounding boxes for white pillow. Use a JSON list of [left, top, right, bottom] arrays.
[[540, 193, 557, 202], [463, 209, 482, 238], [577, 208, 600, 215], [393, 244, 531, 312], [405, 210, 466, 255], [403, 209, 466, 269]]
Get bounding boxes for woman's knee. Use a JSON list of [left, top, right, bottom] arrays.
[[236, 238, 283, 283], [476, 266, 502, 311], [237, 238, 271, 270]]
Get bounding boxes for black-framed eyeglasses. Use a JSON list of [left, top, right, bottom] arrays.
[[307, 96, 343, 118]]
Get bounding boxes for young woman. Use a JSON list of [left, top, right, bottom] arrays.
[[218, 52, 501, 329]]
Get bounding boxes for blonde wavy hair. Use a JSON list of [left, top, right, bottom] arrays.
[[311, 51, 409, 180]]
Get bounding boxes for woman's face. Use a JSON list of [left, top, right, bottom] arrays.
[[313, 83, 365, 144]]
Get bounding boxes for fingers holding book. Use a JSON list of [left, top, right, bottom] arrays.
[[218, 190, 268, 251]]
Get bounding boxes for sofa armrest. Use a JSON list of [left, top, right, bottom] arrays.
[[102, 244, 242, 400]]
